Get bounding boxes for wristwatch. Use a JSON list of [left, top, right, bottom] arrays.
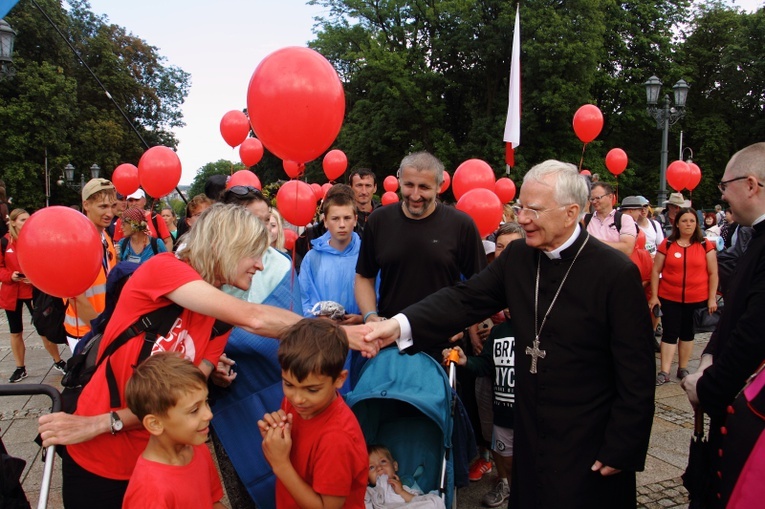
[[110, 411, 123, 435]]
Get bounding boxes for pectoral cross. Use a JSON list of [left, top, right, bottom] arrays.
[[525, 338, 546, 374]]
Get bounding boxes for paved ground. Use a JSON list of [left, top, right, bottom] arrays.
[[0, 313, 705, 508]]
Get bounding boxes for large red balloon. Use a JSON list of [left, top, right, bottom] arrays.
[[452, 159, 496, 201], [456, 188, 503, 238], [494, 178, 517, 203], [227, 170, 262, 191], [276, 180, 317, 227], [283, 160, 305, 179], [248, 47, 345, 164], [666, 160, 691, 191], [381, 191, 399, 206], [323, 150, 348, 181], [220, 110, 250, 148], [383, 175, 398, 193], [686, 162, 702, 191], [138, 146, 182, 198], [284, 229, 298, 251], [112, 163, 139, 196], [605, 148, 628, 176], [439, 171, 451, 194], [17, 207, 102, 298], [572, 104, 604, 143], [239, 138, 264, 167]]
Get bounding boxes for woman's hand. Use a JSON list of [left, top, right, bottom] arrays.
[[38, 412, 108, 447], [647, 297, 660, 312], [707, 298, 718, 315]]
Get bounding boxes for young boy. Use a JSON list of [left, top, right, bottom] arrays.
[[123, 352, 226, 509], [258, 319, 368, 508]]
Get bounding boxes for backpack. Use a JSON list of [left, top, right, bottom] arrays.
[[584, 210, 625, 233], [119, 236, 159, 260], [31, 292, 67, 345], [0, 202, 9, 239]]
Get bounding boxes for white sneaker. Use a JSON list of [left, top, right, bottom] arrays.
[[482, 479, 510, 507]]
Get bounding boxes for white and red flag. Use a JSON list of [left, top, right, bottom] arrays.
[[503, 4, 521, 170]]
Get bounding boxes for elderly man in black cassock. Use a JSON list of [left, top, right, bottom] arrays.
[[365, 160, 655, 509]]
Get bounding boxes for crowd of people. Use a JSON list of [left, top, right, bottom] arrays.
[[0, 143, 761, 508]]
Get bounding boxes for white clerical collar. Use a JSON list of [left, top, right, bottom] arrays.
[[752, 213, 765, 227], [543, 224, 582, 260]]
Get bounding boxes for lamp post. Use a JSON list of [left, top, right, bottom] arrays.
[[58, 163, 101, 192], [0, 18, 16, 80], [644, 76, 689, 205]]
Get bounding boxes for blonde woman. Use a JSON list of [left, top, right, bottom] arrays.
[[0, 209, 67, 382], [38, 204, 374, 509], [268, 208, 286, 252]]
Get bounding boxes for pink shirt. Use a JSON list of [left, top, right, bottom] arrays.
[[587, 210, 637, 243]]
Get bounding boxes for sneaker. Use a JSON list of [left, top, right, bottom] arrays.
[[677, 368, 690, 380], [53, 360, 67, 375], [8, 367, 27, 383], [656, 371, 670, 386], [469, 457, 492, 482], [482, 479, 510, 507]]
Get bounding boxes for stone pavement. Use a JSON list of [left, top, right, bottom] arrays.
[[0, 311, 707, 508]]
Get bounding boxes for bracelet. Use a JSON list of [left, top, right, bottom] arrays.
[[363, 311, 379, 323]]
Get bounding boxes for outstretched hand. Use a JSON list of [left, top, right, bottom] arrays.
[[342, 324, 379, 358], [363, 319, 401, 356]]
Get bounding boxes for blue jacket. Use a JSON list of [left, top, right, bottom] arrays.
[[298, 231, 361, 317]]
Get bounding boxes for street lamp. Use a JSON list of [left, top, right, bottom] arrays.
[[644, 75, 690, 205], [0, 18, 16, 80], [58, 163, 101, 191]]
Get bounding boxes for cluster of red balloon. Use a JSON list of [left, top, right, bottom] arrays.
[[452, 159, 509, 237], [381, 176, 399, 205], [666, 160, 702, 192], [219, 111, 264, 187], [112, 146, 184, 199]]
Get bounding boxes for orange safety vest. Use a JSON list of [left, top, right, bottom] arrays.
[[64, 233, 117, 338]]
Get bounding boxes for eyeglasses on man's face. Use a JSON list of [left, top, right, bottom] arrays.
[[717, 176, 765, 193], [589, 193, 611, 203], [511, 204, 568, 221]]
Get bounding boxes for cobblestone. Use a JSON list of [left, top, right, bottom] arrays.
[[637, 477, 689, 509]]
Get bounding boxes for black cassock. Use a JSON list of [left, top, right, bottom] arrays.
[[403, 230, 655, 509]]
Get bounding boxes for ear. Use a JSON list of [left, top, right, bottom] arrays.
[[143, 414, 164, 437], [393, 460, 399, 472], [563, 204, 581, 226], [333, 370, 348, 390]]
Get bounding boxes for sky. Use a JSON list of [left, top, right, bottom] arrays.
[[82, 0, 763, 185]]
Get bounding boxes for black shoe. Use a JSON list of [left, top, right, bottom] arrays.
[[9, 367, 27, 383], [53, 360, 67, 375]]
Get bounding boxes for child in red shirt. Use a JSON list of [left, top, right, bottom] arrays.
[[123, 352, 226, 509], [259, 319, 368, 508]]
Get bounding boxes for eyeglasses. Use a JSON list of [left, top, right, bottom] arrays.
[[511, 204, 568, 221], [717, 176, 764, 193], [589, 193, 611, 202], [226, 185, 263, 198]]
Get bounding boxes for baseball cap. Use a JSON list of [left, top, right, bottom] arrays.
[[127, 189, 146, 200], [81, 178, 115, 201]]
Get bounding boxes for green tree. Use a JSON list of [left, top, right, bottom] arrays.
[[187, 160, 247, 198]]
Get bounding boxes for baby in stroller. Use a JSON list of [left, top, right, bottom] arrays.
[[366, 444, 445, 509]]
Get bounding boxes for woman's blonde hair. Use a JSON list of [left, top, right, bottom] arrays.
[[270, 208, 285, 252], [8, 209, 28, 240], [177, 203, 269, 286]]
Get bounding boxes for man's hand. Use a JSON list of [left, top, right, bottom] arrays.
[[681, 371, 703, 409], [591, 460, 621, 476], [342, 324, 378, 358], [38, 412, 107, 447], [364, 319, 402, 355], [210, 353, 237, 388]]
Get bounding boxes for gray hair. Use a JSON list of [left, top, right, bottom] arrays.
[[398, 151, 444, 187], [496, 221, 526, 239], [523, 160, 589, 219]]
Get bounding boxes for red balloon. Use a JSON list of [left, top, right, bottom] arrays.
[[383, 175, 398, 193], [310, 183, 323, 201], [248, 47, 345, 164], [439, 171, 451, 194], [666, 160, 691, 191], [17, 207, 102, 298], [456, 188, 503, 238], [580, 169, 592, 176], [138, 146, 182, 198], [239, 138, 264, 167], [686, 162, 702, 191], [452, 159, 496, 201], [381, 191, 399, 206], [276, 180, 317, 227], [283, 160, 305, 179], [321, 183, 332, 198], [112, 163, 139, 196], [572, 104, 604, 143], [226, 170, 262, 191], [605, 148, 628, 176], [494, 178, 517, 203], [220, 110, 250, 148], [323, 149, 348, 181], [284, 229, 298, 250]]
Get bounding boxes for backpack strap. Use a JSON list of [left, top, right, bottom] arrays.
[[150, 212, 161, 239], [613, 210, 623, 233], [119, 238, 128, 259], [150, 236, 159, 255], [584, 213, 592, 228], [0, 236, 7, 256]]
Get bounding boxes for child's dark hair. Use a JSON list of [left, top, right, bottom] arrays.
[[322, 186, 357, 216], [126, 352, 207, 421], [278, 319, 348, 382]]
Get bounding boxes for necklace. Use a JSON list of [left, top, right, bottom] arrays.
[[526, 235, 589, 374]]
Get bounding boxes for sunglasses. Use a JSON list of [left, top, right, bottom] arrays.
[[226, 185, 263, 198]]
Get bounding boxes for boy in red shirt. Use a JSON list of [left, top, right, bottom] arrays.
[[123, 352, 226, 508], [259, 319, 368, 508]]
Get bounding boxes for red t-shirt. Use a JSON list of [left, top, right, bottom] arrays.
[[123, 444, 224, 508], [276, 395, 368, 508], [657, 239, 715, 303], [69, 253, 228, 480], [113, 211, 171, 242]]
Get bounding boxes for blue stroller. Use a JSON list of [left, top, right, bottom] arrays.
[[346, 348, 470, 508]]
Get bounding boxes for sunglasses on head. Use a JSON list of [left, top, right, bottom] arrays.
[[227, 185, 263, 198]]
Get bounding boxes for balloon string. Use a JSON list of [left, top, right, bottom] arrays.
[[578, 143, 587, 171]]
